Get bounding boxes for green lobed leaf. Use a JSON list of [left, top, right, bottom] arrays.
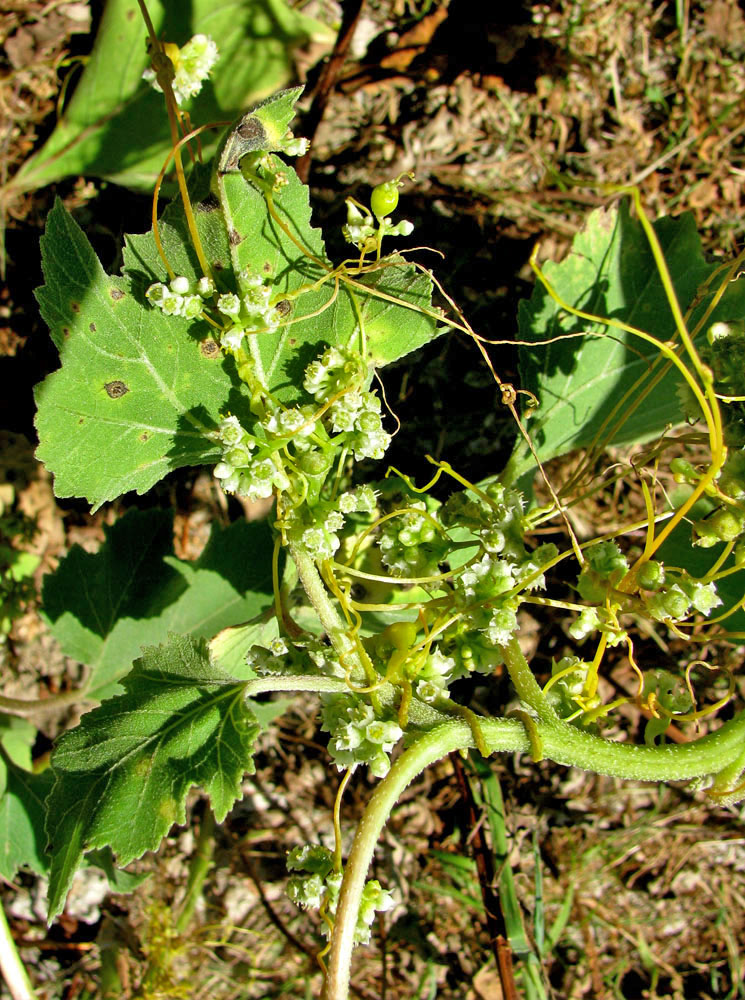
[[507, 202, 745, 483], [8, 0, 330, 195], [45, 633, 259, 921], [34, 200, 251, 509], [37, 103, 438, 509], [42, 508, 276, 701]]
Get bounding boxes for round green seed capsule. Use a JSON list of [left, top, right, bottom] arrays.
[[371, 181, 400, 221], [383, 621, 418, 651]]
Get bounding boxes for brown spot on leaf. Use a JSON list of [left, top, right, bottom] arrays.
[[197, 193, 220, 213], [140, 432, 150, 442], [200, 339, 220, 359], [213, 260, 224, 271], [104, 380, 129, 399], [89, 322, 96, 332], [263, 262, 272, 274], [70, 301, 80, 313], [229, 229, 243, 247], [62, 327, 70, 339], [237, 117, 265, 146], [275, 299, 292, 317], [289, 338, 297, 346], [110, 288, 125, 301]]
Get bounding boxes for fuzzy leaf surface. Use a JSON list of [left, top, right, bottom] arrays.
[[42, 509, 275, 700], [508, 203, 745, 482], [37, 146, 438, 509], [126, 155, 438, 407], [34, 200, 251, 509], [9, 0, 328, 194], [45, 634, 258, 921]]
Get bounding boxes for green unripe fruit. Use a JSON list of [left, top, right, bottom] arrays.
[[371, 181, 399, 221], [661, 587, 690, 619], [708, 507, 744, 542], [297, 449, 330, 476], [670, 457, 698, 482], [637, 559, 665, 591], [403, 545, 420, 565], [383, 621, 418, 651]]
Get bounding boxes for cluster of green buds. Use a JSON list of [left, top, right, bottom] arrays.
[[342, 202, 414, 251], [669, 456, 745, 549], [378, 500, 449, 577], [574, 540, 721, 631], [287, 845, 394, 944], [145, 274, 215, 318], [143, 34, 219, 106], [322, 694, 404, 777], [679, 320, 745, 447]]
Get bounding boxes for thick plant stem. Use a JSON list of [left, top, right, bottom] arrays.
[[176, 805, 215, 934], [323, 707, 745, 1000], [323, 719, 529, 1000], [288, 541, 353, 660], [502, 637, 559, 722], [0, 902, 34, 1000]]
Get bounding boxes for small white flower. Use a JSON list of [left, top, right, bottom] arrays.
[[220, 326, 245, 352], [217, 293, 241, 316], [143, 34, 219, 106]]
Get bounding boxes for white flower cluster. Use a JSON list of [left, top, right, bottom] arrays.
[[322, 694, 403, 777], [246, 635, 346, 679], [143, 34, 219, 106], [303, 347, 390, 460], [218, 275, 285, 353], [213, 414, 289, 501], [301, 509, 345, 560], [414, 648, 460, 702], [341, 201, 414, 251], [303, 345, 367, 401], [146, 274, 214, 319], [286, 845, 394, 944], [262, 404, 316, 440], [338, 485, 377, 515], [293, 486, 378, 559]]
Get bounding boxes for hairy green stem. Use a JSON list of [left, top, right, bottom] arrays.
[[323, 707, 745, 1000], [502, 637, 559, 723], [176, 806, 216, 934], [244, 676, 349, 698], [287, 541, 354, 660], [0, 902, 35, 1000], [0, 691, 86, 719]]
